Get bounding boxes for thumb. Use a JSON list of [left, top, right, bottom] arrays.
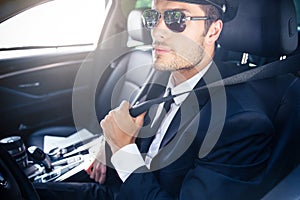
[[135, 112, 146, 127]]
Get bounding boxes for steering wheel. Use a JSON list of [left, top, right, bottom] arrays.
[[0, 145, 40, 200]]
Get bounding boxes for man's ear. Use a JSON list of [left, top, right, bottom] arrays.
[[205, 20, 223, 45]]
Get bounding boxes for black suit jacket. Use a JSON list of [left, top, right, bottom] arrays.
[[115, 61, 300, 200]]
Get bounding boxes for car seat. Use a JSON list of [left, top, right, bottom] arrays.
[[27, 9, 153, 150], [218, 0, 300, 198]]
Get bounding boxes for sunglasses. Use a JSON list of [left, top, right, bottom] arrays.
[[142, 9, 210, 33]]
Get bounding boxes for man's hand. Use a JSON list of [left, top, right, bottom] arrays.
[[88, 159, 107, 184], [100, 101, 145, 154], [86, 138, 107, 184]]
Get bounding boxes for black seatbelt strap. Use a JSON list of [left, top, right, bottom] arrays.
[[129, 53, 300, 117]]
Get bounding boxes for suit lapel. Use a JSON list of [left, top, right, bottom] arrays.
[[159, 108, 181, 148]]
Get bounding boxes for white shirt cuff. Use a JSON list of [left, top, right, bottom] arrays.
[[111, 144, 145, 182]]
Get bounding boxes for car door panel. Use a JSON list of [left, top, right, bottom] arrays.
[[0, 52, 92, 136]]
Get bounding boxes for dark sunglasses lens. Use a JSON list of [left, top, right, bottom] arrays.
[[164, 10, 186, 32], [142, 9, 160, 29]]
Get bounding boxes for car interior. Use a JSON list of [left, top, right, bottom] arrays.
[[0, 0, 300, 199], [27, 8, 154, 150]]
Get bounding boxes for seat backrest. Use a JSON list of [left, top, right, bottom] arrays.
[[218, 0, 300, 196], [95, 9, 153, 121], [217, 0, 298, 67], [219, 0, 298, 58]]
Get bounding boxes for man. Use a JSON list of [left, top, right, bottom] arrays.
[[90, 0, 226, 185], [36, 0, 298, 199], [92, 0, 275, 199]]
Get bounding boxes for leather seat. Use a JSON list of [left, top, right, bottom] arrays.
[[27, 9, 153, 150], [218, 0, 300, 197]]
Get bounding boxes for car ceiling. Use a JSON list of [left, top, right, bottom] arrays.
[[0, 0, 51, 23]]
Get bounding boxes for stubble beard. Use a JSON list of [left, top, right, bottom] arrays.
[[153, 45, 205, 73]]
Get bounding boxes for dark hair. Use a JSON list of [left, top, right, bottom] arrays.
[[200, 4, 223, 34]]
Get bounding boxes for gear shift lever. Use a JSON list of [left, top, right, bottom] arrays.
[[28, 146, 53, 172]]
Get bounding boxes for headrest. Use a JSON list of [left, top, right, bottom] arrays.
[[218, 0, 298, 57], [127, 9, 152, 44]]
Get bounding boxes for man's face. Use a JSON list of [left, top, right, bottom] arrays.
[[152, 0, 208, 71]]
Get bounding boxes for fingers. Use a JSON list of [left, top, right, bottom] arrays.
[[100, 100, 145, 153], [112, 101, 143, 136], [98, 163, 107, 184], [89, 161, 107, 184], [118, 100, 130, 112], [94, 162, 101, 182], [101, 101, 145, 135]]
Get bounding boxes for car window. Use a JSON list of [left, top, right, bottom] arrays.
[[0, 0, 110, 59], [135, 0, 152, 8]]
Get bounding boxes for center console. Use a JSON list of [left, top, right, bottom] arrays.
[[0, 129, 101, 183]]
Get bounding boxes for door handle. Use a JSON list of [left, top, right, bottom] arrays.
[[18, 82, 40, 88]]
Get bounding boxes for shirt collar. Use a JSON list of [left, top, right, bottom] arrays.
[[165, 62, 212, 106]]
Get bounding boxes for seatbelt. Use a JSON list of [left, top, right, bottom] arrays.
[[129, 53, 300, 117]]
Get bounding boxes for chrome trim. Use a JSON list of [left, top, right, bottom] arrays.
[[0, 60, 90, 80]]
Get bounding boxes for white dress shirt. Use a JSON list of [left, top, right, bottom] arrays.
[[111, 63, 211, 182]]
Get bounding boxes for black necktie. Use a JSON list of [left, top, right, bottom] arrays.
[[163, 88, 174, 113], [150, 88, 174, 129], [159, 88, 180, 148]]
